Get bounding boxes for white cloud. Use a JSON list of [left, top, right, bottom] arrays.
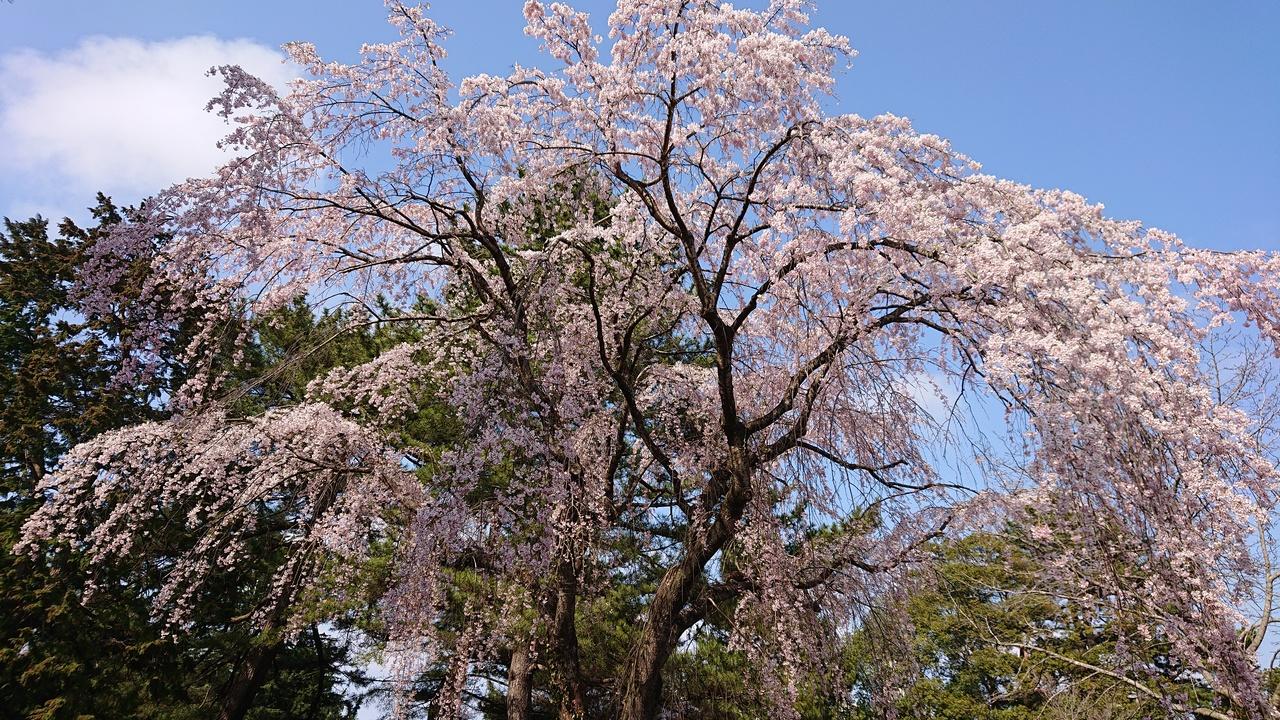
[[0, 35, 295, 215]]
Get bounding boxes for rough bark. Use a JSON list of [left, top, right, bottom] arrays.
[[616, 553, 703, 720], [617, 463, 753, 720], [507, 635, 535, 720], [553, 558, 587, 720], [217, 631, 282, 720]]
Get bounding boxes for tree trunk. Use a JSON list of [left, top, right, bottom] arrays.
[[617, 464, 752, 720], [219, 485, 335, 720], [217, 635, 281, 720], [552, 559, 587, 719], [617, 555, 703, 720], [507, 636, 535, 720]]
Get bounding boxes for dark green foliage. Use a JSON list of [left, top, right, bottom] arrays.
[[894, 533, 1059, 719], [0, 197, 367, 719], [844, 532, 1186, 720], [0, 198, 174, 719]]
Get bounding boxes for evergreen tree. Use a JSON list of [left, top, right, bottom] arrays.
[[846, 532, 1232, 720], [0, 197, 368, 719]]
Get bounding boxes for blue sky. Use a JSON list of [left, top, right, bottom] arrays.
[[1, 0, 1276, 251]]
